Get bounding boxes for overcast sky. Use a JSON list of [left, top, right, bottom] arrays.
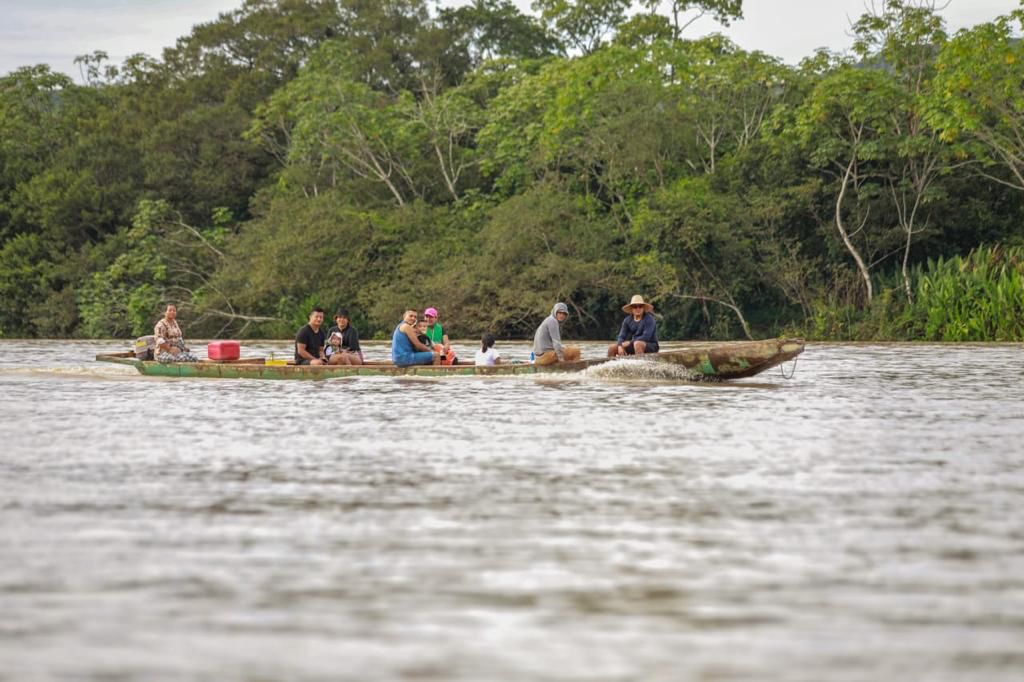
[[1, 0, 1020, 80]]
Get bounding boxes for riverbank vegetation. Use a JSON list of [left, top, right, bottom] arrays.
[[1, 0, 1022, 341]]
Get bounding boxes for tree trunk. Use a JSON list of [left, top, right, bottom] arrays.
[[901, 235, 913, 303], [836, 156, 874, 304]]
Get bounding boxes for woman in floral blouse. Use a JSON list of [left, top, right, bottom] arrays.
[[154, 304, 198, 363]]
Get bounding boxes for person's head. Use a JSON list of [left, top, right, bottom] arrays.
[[481, 332, 496, 352], [403, 309, 418, 326], [334, 308, 350, 329], [621, 295, 653, 318], [309, 307, 325, 329], [423, 307, 438, 325], [163, 303, 177, 320], [416, 319, 428, 333], [551, 302, 569, 323]]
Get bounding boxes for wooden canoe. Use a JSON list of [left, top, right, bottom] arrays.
[[94, 338, 803, 380]]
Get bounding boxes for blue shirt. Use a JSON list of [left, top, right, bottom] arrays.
[[392, 323, 414, 360], [617, 312, 658, 345]]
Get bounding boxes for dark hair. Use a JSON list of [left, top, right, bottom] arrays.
[[311, 306, 325, 315], [335, 308, 349, 319], [481, 333, 496, 352]]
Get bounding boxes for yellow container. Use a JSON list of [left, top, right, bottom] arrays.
[[265, 359, 288, 366]]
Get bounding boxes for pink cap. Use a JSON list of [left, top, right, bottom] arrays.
[[423, 307, 438, 318]]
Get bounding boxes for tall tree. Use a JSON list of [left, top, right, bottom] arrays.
[[166, 0, 343, 96], [438, 0, 560, 69], [0, 66, 74, 242], [852, 0, 955, 301], [796, 66, 906, 304], [638, 0, 743, 40], [531, 0, 631, 54], [928, 9, 1024, 192], [409, 74, 484, 202], [332, 0, 439, 91], [675, 37, 790, 174], [250, 41, 424, 206]]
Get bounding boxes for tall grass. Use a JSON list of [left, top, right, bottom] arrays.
[[796, 244, 1024, 341], [902, 244, 1024, 341]]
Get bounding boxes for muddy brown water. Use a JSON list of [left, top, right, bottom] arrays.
[[1, 340, 1022, 680]]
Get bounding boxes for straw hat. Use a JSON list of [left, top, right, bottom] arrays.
[[622, 294, 654, 313]]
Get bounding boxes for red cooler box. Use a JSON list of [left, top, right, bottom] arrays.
[[207, 340, 241, 361]]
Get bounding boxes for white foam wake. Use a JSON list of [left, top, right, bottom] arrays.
[[580, 358, 702, 381], [0, 365, 139, 380]]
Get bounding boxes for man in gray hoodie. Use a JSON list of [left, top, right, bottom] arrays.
[[532, 302, 581, 365]]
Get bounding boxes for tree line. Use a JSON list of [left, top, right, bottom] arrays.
[[1, 0, 1022, 342]]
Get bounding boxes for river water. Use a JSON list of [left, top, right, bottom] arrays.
[[1, 339, 1022, 681]]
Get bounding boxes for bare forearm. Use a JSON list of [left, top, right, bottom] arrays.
[[404, 329, 430, 352]]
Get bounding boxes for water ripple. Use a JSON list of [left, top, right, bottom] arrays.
[[1, 340, 1023, 680]]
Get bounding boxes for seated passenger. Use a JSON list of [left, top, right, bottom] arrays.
[[415, 318, 432, 348], [423, 306, 452, 360], [474, 333, 502, 366], [417, 316, 457, 365], [154, 303, 198, 363], [392, 309, 439, 367], [294, 307, 327, 365], [326, 308, 363, 366], [532, 302, 581, 365], [607, 295, 660, 358]]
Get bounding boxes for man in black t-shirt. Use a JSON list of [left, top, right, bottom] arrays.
[[294, 307, 327, 365]]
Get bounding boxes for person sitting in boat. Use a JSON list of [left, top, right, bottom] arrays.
[[392, 309, 439, 367], [415, 318, 432, 349], [607, 295, 660, 358], [475, 333, 502, 366], [532, 302, 580, 365], [153, 303, 198, 363], [423, 306, 458, 364], [294, 307, 327, 365], [326, 308, 363, 366]]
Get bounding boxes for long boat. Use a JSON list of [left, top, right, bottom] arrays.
[[95, 338, 804, 380]]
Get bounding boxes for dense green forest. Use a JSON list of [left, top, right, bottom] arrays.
[[1, 0, 1022, 342]]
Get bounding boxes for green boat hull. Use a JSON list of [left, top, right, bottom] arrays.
[[96, 339, 804, 381]]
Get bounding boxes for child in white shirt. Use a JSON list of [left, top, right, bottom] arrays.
[[474, 333, 501, 366]]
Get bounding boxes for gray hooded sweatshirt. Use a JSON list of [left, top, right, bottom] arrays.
[[533, 302, 568, 356]]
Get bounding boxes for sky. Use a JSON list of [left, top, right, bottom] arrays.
[[1, 0, 1020, 80]]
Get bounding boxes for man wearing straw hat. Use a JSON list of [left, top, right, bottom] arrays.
[[607, 295, 660, 358]]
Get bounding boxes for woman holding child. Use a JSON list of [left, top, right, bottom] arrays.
[[326, 308, 363, 365]]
